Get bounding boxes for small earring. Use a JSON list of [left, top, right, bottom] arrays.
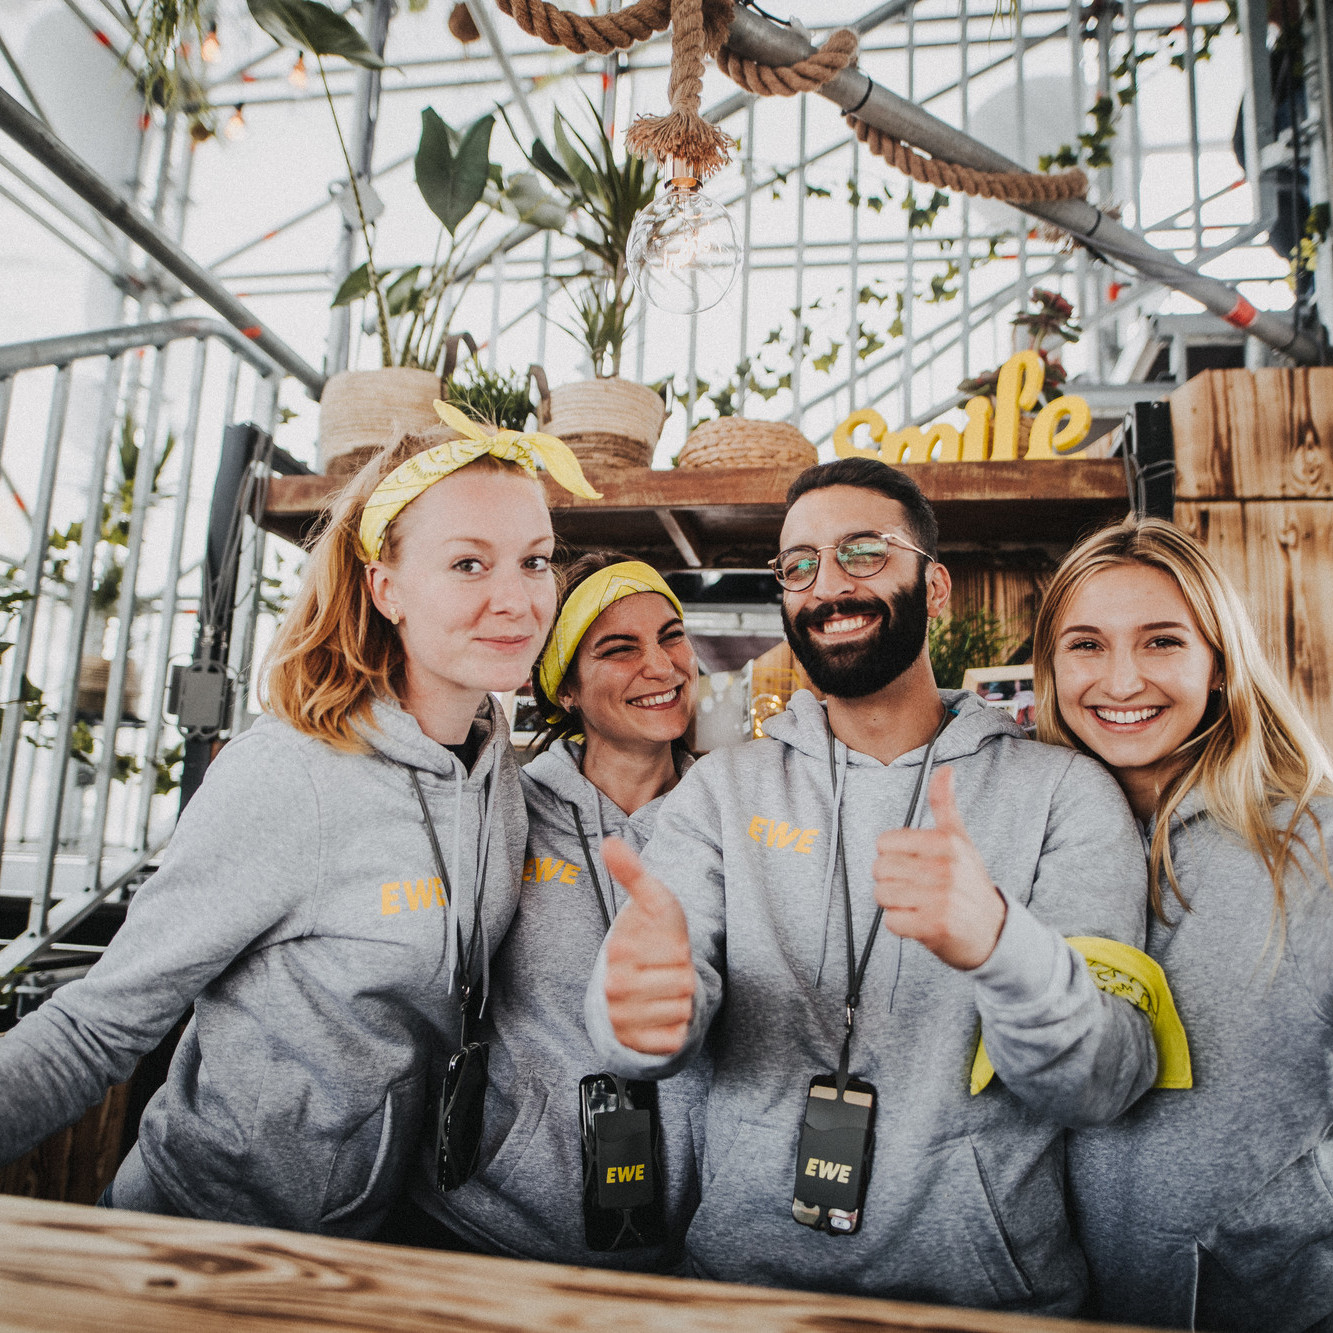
[[389, 608, 401, 626]]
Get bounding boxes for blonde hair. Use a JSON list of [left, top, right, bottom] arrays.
[[1032, 516, 1332, 927], [263, 427, 538, 751]]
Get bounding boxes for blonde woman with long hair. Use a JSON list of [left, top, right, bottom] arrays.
[[1032, 516, 1333, 1330], [0, 408, 599, 1238]]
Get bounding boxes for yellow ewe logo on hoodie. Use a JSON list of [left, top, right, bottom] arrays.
[[747, 816, 820, 854]]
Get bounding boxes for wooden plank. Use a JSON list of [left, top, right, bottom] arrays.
[[1175, 499, 1333, 754], [1171, 369, 1333, 501], [0, 1195, 1151, 1333], [263, 462, 1131, 561]]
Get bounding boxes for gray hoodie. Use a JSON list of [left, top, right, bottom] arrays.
[[1070, 791, 1333, 1331], [585, 688, 1157, 1312], [418, 739, 708, 1267], [0, 697, 525, 1239]]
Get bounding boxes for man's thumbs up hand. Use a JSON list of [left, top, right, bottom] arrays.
[[872, 766, 1007, 971], [601, 837, 695, 1055]]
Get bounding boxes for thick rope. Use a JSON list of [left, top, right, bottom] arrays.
[[717, 26, 1087, 203], [492, 0, 1087, 201], [495, 0, 730, 57], [714, 27, 858, 97], [846, 116, 1088, 203], [625, 0, 733, 176]]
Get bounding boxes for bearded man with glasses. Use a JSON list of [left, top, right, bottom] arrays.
[[583, 457, 1166, 1315]]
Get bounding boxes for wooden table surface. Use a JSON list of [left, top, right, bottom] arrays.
[[0, 1195, 1154, 1333]]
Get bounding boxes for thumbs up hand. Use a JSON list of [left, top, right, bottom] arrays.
[[600, 837, 696, 1055], [872, 766, 1007, 971]]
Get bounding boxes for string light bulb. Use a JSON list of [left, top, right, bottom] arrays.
[[224, 104, 246, 141], [289, 53, 308, 89], [201, 23, 221, 62], [627, 168, 740, 314]]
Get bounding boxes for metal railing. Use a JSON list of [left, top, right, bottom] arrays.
[[0, 318, 289, 989]]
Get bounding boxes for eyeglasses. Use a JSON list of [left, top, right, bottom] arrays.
[[768, 531, 932, 592]]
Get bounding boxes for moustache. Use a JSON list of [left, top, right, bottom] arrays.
[[790, 596, 889, 635]]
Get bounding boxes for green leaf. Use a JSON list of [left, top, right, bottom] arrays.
[[501, 172, 569, 230], [332, 262, 373, 308], [530, 137, 575, 192], [416, 110, 494, 234], [552, 115, 599, 203], [247, 0, 386, 66], [385, 266, 422, 316]]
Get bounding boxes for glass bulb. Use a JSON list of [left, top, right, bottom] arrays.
[[224, 105, 246, 141], [627, 179, 740, 315], [201, 26, 221, 62], [289, 54, 308, 89]]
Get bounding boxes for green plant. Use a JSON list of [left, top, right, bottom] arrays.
[[928, 609, 1017, 690], [332, 110, 565, 372], [512, 102, 660, 378], [440, 362, 535, 431], [958, 287, 1081, 408]]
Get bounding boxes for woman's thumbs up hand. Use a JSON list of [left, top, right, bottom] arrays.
[[871, 766, 1007, 971], [600, 837, 695, 1055]]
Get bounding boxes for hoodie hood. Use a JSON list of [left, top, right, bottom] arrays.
[[348, 693, 505, 782], [520, 738, 690, 847], [759, 687, 1025, 767]]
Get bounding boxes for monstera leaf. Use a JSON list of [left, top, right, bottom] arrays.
[[416, 109, 495, 235], [247, 0, 385, 67]]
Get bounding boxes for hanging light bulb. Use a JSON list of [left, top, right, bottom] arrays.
[[288, 53, 308, 89], [627, 167, 740, 315], [201, 23, 221, 63], [224, 104, 246, 140]]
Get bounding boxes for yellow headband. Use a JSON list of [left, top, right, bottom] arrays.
[[358, 401, 603, 562], [538, 561, 684, 719]]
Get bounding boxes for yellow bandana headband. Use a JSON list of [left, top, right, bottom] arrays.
[[970, 936, 1192, 1095], [358, 401, 603, 562], [537, 561, 684, 718]]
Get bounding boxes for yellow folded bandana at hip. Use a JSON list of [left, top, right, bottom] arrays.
[[358, 401, 603, 562], [537, 561, 684, 719]]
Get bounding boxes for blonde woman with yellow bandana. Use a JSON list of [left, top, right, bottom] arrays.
[[412, 550, 710, 1270], [0, 406, 599, 1241]]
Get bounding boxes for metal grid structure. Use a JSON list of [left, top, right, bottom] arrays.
[[0, 0, 1329, 978]]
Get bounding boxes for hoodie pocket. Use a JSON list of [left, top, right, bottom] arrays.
[[480, 1073, 550, 1192], [958, 1137, 1036, 1305], [1196, 1141, 1333, 1332], [319, 1071, 424, 1228]]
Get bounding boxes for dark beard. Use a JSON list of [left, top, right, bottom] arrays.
[[782, 571, 929, 699]]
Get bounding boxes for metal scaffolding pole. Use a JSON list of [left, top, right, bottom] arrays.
[[0, 89, 326, 394], [721, 6, 1321, 363], [325, 0, 393, 378]]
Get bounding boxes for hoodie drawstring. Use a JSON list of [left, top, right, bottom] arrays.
[[814, 742, 848, 989]]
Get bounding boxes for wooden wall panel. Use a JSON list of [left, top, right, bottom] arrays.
[[946, 555, 1053, 654], [1172, 368, 1333, 500], [0, 1079, 130, 1205], [1176, 500, 1333, 754]]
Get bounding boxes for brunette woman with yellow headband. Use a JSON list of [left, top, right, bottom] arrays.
[[414, 552, 710, 1269], [0, 405, 599, 1239]]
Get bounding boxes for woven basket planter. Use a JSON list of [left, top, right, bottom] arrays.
[[318, 368, 444, 476], [544, 377, 666, 470], [677, 417, 818, 470]]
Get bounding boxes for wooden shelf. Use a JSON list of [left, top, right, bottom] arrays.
[[263, 460, 1131, 567]]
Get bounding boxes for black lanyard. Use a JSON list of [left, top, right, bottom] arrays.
[[829, 706, 955, 1091], [570, 801, 616, 935], [406, 766, 487, 1035]]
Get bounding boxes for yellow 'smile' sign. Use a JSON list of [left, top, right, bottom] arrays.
[[833, 350, 1092, 465]]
